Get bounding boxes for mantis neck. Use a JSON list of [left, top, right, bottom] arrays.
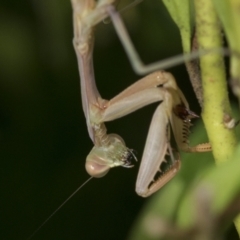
[[93, 123, 111, 147]]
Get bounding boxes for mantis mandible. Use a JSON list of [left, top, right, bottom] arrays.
[[71, 0, 211, 197]]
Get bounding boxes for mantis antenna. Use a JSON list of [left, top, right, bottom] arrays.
[[27, 177, 93, 240], [118, 0, 144, 13], [103, 0, 143, 24]]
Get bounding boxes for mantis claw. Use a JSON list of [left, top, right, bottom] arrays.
[[140, 157, 181, 198]]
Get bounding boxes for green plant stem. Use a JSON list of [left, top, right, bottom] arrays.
[[194, 0, 239, 234], [194, 0, 237, 164]]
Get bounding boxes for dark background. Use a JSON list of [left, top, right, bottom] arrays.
[[0, 1, 199, 239]]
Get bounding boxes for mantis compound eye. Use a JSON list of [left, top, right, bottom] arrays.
[[85, 155, 110, 178]]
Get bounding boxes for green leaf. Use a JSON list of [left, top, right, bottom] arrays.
[[212, 0, 240, 97], [212, 0, 240, 52], [162, 0, 194, 53], [177, 145, 240, 229]]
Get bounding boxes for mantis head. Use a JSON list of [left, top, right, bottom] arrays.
[[85, 134, 135, 178]]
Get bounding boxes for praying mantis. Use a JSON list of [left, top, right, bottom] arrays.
[[71, 0, 211, 197], [25, 1, 234, 239], [17, 0, 240, 238]]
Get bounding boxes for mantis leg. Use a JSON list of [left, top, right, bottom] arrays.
[[95, 71, 209, 196], [99, 71, 174, 122], [98, 71, 180, 196], [106, 5, 224, 75]]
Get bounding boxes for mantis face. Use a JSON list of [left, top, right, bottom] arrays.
[[86, 133, 134, 178]]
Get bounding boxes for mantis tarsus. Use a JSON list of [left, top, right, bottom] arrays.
[[72, 0, 211, 197]]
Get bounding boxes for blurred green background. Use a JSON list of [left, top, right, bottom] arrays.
[[0, 1, 202, 239]]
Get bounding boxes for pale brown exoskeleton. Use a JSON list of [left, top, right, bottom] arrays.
[[27, 1, 213, 238], [71, 0, 211, 197]]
